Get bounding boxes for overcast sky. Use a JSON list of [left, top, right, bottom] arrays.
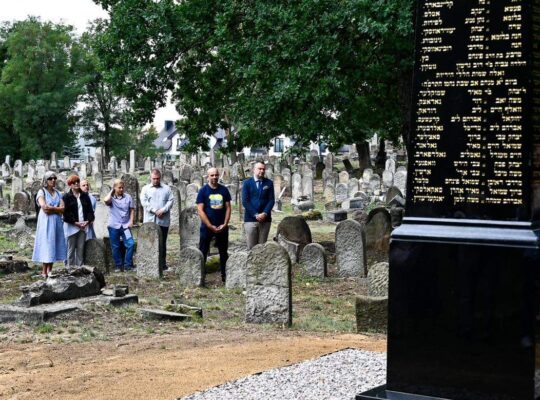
[[2, 0, 180, 129]]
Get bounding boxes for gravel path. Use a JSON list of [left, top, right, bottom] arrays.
[[180, 348, 386, 400]]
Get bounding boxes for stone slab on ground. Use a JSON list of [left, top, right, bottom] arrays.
[[140, 308, 192, 321], [0, 303, 81, 324], [0, 294, 139, 324]]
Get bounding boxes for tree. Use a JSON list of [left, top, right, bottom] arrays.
[[94, 0, 414, 153], [77, 27, 136, 161], [0, 18, 84, 161]]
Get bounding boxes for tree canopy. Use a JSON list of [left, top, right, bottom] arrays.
[[0, 18, 84, 161], [94, 0, 414, 153]]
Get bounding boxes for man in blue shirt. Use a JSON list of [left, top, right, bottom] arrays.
[[242, 161, 275, 249], [196, 167, 231, 283]]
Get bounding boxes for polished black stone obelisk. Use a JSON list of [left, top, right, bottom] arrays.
[[357, 0, 540, 399]]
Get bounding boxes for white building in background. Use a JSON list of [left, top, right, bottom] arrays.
[[155, 120, 330, 160]]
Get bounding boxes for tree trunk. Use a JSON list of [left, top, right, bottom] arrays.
[[375, 137, 386, 169], [355, 141, 371, 172]]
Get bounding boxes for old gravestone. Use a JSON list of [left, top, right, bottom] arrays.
[[358, 2, 540, 399], [225, 251, 248, 290], [135, 222, 163, 279], [179, 206, 200, 248], [168, 186, 182, 234], [299, 243, 327, 278], [245, 242, 292, 326], [335, 219, 367, 278], [177, 246, 204, 287]]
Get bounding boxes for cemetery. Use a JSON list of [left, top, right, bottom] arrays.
[[2, 0, 540, 399], [0, 143, 404, 399]]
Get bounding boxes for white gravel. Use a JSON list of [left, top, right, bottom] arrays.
[[180, 348, 386, 400]]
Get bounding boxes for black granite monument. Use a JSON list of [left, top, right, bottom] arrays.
[[358, 0, 540, 399]]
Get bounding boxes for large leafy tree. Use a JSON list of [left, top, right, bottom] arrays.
[[0, 18, 84, 161], [94, 0, 414, 153]]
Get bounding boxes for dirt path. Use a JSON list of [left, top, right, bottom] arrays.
[[0, 329, 386, 400]]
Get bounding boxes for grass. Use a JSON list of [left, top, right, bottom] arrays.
[[35, 323, 55, 334], [0, 172, 386, 344]]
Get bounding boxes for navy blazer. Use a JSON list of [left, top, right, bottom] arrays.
[[241, 177, 275, 222]]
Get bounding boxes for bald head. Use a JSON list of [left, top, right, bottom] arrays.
[[207, 167, 219, 188]]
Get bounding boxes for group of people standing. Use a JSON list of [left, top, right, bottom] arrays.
[[31, 161, 275, 282], [32, 172, 97, 277]]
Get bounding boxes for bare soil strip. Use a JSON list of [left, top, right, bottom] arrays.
[[0, 329, 386, 400]]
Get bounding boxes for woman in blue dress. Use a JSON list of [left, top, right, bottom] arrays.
[[32, 171, 66, 277]]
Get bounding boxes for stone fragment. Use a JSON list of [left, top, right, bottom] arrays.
[[335, 219, 367, 277], [325, 210, 347, 222], [16, 266, 105, 307], [275, 216, 312, 255], [245, 242, 292, 326], [140, 308, 191, 321]]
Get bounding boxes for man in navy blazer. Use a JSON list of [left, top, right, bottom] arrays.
[[242, 161, 275, 249]]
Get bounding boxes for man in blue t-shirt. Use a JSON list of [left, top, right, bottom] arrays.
[[196, 167, 232, 283]]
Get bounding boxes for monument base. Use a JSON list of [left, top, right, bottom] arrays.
[[357, 385, 450, 400], [359, 219, 539, 400]]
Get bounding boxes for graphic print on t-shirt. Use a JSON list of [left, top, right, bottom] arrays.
[[209, 194, 224, 209]]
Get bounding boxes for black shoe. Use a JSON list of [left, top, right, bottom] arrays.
[[221, 275, 226, 283], [162, 265, 169, 271]]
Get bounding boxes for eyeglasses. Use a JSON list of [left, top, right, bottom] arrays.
[[47, 177, 57, 181]]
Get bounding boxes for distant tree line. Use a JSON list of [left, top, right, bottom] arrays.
[[0, 17, 159, 162]]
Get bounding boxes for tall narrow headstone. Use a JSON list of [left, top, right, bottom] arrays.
[[335, 219, 367, 278], [245, 242, 292, 326], [129, 150, 136, 173], [135, 222, 163, 279], [358, 2, 540, 399]]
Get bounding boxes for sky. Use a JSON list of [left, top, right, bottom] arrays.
[[2, 0, 180, 130]]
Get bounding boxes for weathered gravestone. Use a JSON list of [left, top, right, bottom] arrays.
[[135, 222, 163, 279], [120, 174, 140, 222], [93, 202, 110, 239], [225, 251, 248, 289], [168, 186, 182, 234], [335, 219, 367, 278], [13, 192, 30, 214], [358, 2, 540, 399], [177, 246, 204, 287], [365, 207, 392, 252], [245, 242, 292, 326], [299, 243, 327, 278], [179, 206, 200, 248], [367, 261, 389, 298], [84, 238, 110, 274], [275, 216, 312, 258]]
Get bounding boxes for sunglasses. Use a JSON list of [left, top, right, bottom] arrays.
[[71, 181, 80, 184], [47, 177, 57, 181]]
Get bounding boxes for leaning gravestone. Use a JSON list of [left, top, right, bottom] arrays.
[[179, 206, 200, 248], [225, 251, 248, 289], [299, 243, 327, 278], [358, 1, 540, 399], [335, 219, 367, 277], [275, 216, 312, 256], [177, 246, 204, 287], [365, 207, 392, 252], [245, 242, 292, 326], [135, 222, 163, 279]]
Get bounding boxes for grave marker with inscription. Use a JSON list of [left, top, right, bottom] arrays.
[[358, 1, 540, 400]]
